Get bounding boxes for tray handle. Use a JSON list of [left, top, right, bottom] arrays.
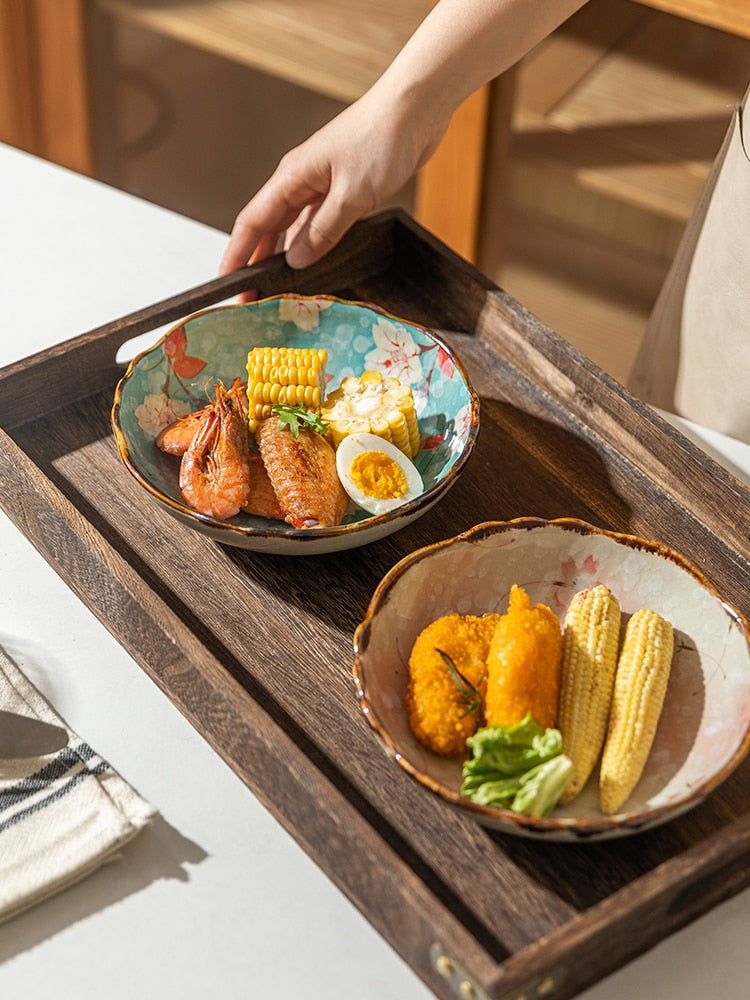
[[0, 211, 404, 430]]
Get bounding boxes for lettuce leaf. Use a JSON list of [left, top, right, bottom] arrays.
[[510, 756, 576, 818], [461, 714, 562, 787], [460, 713, 574, 817]]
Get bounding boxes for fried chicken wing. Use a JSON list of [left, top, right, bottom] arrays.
[[241, 454, 286, 521], [256, 418, 349, 528]]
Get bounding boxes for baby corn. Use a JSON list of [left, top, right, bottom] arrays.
[[557, 585, 621, 804], [600, 608, 674, 814], [484, 585, 563, 730], [246, 346, 327, 432], [320, 370, 420, 458], [406, 613, 500, 756]]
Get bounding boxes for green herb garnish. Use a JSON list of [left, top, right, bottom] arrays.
[[436, 648, 485, 721], [272, 404, 329, 439]]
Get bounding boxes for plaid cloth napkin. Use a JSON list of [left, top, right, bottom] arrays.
[[0, 643, 156, 923]]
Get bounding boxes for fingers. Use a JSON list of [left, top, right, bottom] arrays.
[[284, 191, 372, 270], [238, 231, 283, 302], [283, 205, 332, 270], [220, 184, 364, 274], [219, 202, 291, 276], [219, 107, 382, 274], [218, 160, 322, 275], [248, 230, 284, 265]]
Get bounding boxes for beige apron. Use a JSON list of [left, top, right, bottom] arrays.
[[628, 83, 750, 442]]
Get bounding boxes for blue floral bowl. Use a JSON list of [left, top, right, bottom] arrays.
[[111, 294, 479, 554]]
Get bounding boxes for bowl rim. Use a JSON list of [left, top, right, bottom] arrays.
[[110, 293, 480, 544], [352, 516, 750, 836]]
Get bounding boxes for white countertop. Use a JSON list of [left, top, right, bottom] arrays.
[[1, 143, 747, 999]]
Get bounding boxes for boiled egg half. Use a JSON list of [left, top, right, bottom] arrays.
[[336, 432, 423, 516]]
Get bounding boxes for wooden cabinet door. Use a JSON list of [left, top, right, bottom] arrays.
[[0, 0, 91, 174]]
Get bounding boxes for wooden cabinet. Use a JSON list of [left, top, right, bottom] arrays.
[[636, 0, 750, 35], [495, 0, 750, 381], [0, 0, 91, 174]]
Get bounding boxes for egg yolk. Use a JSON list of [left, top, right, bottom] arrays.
[[350, 450, 408, 499]]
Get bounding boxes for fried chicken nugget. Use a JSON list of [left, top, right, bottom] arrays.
[[485, 585, 562, 729], [406, 613, 501, 756]]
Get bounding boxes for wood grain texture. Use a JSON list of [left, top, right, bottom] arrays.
[[97, 0, 431, 103], [32, 0, 92, 173], [415, 84, 491, 262], [0, 211, 749, 1000], [634, 0, 750, 38]]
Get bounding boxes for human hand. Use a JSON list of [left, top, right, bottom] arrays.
[[219, 0, 588, 279], [218, 87, 447, 276]]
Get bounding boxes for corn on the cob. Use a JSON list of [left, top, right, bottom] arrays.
[[246, 346, 327, 432], [599, 608, 674, 814], [557, 585, 621, 804], [406, 613, 500, 756], [484, 585, 563, 730], [320, 370, 420, 458]]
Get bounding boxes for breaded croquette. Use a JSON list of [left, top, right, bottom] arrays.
[[485, 585, 562, 729], [406, 613, 501, 756]]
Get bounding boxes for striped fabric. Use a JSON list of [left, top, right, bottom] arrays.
[[0, 645, 155, 923]]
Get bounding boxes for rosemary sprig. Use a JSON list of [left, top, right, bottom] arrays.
[[436, 648, 485, 721], [272, 403, 329, 439]]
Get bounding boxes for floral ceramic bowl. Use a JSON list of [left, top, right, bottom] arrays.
[[353, 517, 750, 841], [111, 294, 479, 554]]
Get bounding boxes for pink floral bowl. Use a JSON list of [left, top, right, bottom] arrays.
[[111, 294, 478, 554], [353, 518, 750, 841]]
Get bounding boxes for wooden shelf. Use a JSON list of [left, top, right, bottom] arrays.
[[95, 0, 492, 260], [634, 0, 750, 39], [492, 0, 750, 384], [98, 0, 432, 104], [495, 0, 750, 306], [511, 1, 750, 228]]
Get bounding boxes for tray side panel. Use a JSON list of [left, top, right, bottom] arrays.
[[474, 291, 750, 580]]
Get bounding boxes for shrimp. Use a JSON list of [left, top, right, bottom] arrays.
[[156, 379, 247, 455], [179, 382, 251, 519], [156, 405, 210, 455]]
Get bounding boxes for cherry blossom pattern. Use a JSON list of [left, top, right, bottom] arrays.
[[364, 319, 461, 415], [134, 392, 193, 437], [364, 317, 424, 385], [134, 324, 208, 436], [552, 555, 602, 612], [278, 295, 333, 330]]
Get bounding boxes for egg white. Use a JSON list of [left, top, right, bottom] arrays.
[[335, 432, 423, 516]]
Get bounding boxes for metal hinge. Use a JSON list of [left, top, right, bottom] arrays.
[[430, 943, 564, 1000], [430, 943, 492, 1000]]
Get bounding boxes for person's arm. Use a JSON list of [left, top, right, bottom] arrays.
[[219, 0, 587, 274]]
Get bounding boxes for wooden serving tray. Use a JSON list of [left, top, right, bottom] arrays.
[[1, 211, 748, 1000]]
